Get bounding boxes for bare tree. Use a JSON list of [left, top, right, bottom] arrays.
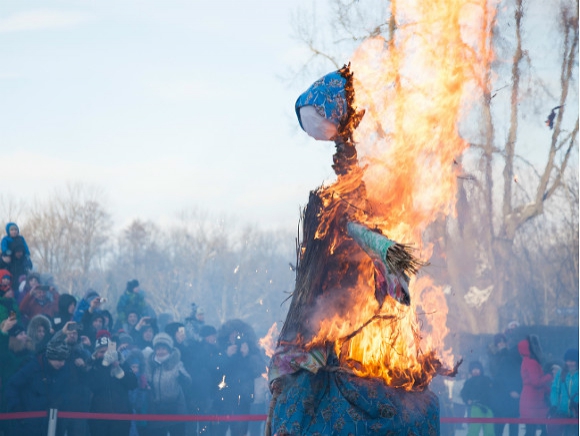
[[23, 183, 112, 294]]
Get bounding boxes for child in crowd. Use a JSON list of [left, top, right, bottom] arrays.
[[0, 270, 12, 295], [461, 360, 495, 436], [1, 223, 32, 273]]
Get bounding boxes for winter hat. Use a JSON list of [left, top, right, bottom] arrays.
[[84, 289, 99, 301], [196, 307, 205, 315], [152, 332, 173, 350], [94, 330, 111, 351], [126, 280, 140, 292], [117, 332, 134, 346], [0, 269, 11, 281], [200, 325, 217, 338], [58, 293, 77, 314], [164, 322, 184, 339], [126, 349, 144, 367], [8, 323, 25, 337], [564, 348, 579, 363], [468, 361, 484, 374], [46, 340, 70, 361]]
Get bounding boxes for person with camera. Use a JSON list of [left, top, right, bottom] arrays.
[[212, 320, 264, 436], [87, 331, 137, 436], [19, 283, 59, 324], [81, 296, 109, 345], [548, 348, 579, 436]]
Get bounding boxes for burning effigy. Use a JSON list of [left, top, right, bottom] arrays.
[[266, 1, 493, 434]]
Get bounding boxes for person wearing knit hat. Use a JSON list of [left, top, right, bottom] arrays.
[[152, 332, 173, 351], [93, 330, 111, 353], [146, 332, 191, 436], [5, 329, 71, 436], [0, 269, 12, 295], [86, 328, 137, 436], [548, 348, 579, 428], [45, 339, 70, 363]]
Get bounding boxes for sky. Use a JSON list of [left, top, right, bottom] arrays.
[[0, 1, 338, 232], [1, 1, 576, 235]]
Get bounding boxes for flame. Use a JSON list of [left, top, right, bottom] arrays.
[[259, 322, 279, 380], [303, 0, 495, 390], [259, 322, 279, 359]]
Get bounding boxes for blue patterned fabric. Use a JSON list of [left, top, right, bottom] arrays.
[[295, 70, 348, 130], [271, 369, 440, 435]]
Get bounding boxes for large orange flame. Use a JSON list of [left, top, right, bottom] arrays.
[[304, 0, 495, 390]]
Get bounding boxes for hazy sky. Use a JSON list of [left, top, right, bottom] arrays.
[[1, 1, 337, 231], [1, 1, 576, 234]]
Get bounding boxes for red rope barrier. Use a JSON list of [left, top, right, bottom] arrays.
[[0, 411, 577, 426], [57, 412, 268, 422], [440, 417, 578, 425], [0, 411, 47, 420]]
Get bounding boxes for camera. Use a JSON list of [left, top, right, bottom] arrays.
[[234, 333, 245, 346]]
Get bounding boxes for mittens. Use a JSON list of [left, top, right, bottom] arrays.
[[110, 365, 125, 379], [102, 350, 118, 367]]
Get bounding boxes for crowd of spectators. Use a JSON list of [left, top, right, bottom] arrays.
[[435, 322, 578, 436], [0, 222, 267, 436]]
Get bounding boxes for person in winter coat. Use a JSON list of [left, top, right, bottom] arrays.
[[0, 281, 21, 324], [73, 289, 100, 322], [193, 325, 221, 434], [115, 280, 149, 331], [213, 320, 264, 436], [489, 333, 522, 436], [81, 296, 109, 344], [126, 348, 149, 436], [26, 314, 53, 353], [135, 319, 158, 352], [8, 240, 32, 290], [0, 251, 11, 271], [461, 360, 495, 436], [87, 331, 138, 436], [50, 321, 93, 436], [0, 318, 32, 413], [145, 332, 192, 436], [5, 336, 71, 436], [1, 223, 31, 259], [519, 335, 552, 436], [548, 348, 579, 436], [0, 269, 12, 295], [53, 293, 77, 332], [19, 284, 59, 323]]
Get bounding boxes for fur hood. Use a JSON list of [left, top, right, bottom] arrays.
[[27, 314, 52, 338]]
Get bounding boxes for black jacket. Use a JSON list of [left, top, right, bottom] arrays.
[[87, 356, 138, 413]]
